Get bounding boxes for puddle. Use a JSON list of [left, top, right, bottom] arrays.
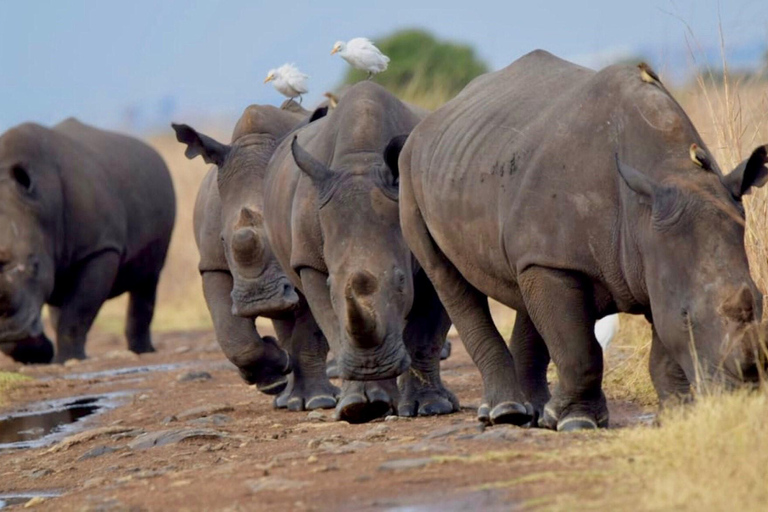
[[0, 491, 61, 509], [0, 392, 130, 450], [60, 363, 187, 381]]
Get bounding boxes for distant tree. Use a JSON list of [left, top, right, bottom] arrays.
[[340, 29, 489, 109]]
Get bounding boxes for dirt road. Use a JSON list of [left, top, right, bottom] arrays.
[[0, 328, 650, 511]]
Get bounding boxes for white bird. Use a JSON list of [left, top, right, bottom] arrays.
[[331, 38, 390, 79], [594, 314, 620, 351], [264, 64, 309, 103]]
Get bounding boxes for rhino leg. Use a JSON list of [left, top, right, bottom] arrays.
[[399, 189, 530, 426], [202, 271, 290, 395], [273, 301, 338, 411], [508, 309, 551, 423], [649, 326, 692, 405], [53, 251, 121, 363], [519, 266, 608, 431], [397, 270, 458, 417], [125, 275, 159, 354]]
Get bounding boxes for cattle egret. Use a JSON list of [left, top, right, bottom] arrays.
[[264, 64, 309, 103], [331, 38, 390, 79], [594, 314, 620, 351]]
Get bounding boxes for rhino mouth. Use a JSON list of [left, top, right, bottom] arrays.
[[337, 333, 411, 381], [0, 309, 44, 343], [230, 275, 299, 318]]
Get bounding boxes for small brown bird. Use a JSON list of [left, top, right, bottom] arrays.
[[689, 143, 711, 169], [323, 92, 339, 109], [638, 62, 661, 85]]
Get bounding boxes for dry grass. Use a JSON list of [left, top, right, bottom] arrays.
[[542, 389, 768, 512], [0, 371, 31, 405]]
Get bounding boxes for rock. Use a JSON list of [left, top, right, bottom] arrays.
[[45, 426, 135, 453], [307, 411, 326, 421], [426, 422, 482, 439], [177, 370, 213, 382], [307, 455, 318, 464], [378, 457, 433, 471], [187, 414, 232, 427], [83, 476, 106, 488], [468, 426, 522, 442], [111, 428, 146, 440], [246, 476, 307, 493], [77, 445, 118, 461], [161, 415, 178, 425], [177, 404, 234, 420], [127, 428, 227, 450], [362, 425, 389, 441], [23, 468, 53, 479], [102, 350, 140, 361], [384, 415, 399, 422]]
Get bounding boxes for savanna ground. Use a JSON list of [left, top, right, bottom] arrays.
[[2, 64, 768, 511]]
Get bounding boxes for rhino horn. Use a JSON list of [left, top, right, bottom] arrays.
[[291, 136, 333, 183], [345, 271, 379, 341]]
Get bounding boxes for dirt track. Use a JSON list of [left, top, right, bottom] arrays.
[[0, 328, 651, 511]]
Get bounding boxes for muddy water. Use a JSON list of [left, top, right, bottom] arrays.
[[0, 492, 61, 509], [0, 392, 130, 450]]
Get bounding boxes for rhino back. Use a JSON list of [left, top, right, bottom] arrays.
[[405, 50, 707, 303], [52, 119, 175, 266]]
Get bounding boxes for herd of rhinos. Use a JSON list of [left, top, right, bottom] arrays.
[[1, 38, 767, 432]]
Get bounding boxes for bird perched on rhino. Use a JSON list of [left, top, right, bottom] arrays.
[[331, 38, 390, 79], [264, 63, 309, 103]]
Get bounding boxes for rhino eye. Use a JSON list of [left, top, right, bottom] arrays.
[[11, 164, 33, 192]]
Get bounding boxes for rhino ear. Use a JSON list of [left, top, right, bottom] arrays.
[[383, 135, 409, 183], [309, 106, 329, 123], [171, 123, 231, 167], [722, 145, 768, 198], [615, 154, 657, 199], [291, 136, 332, 184]]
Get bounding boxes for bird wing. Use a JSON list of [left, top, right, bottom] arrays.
[[594, 314, 620, 350], [345, 38, 389, 72], [279, 63, 310, 94]]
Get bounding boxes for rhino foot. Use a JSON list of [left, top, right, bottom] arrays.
[[238, 337, 292, 396], [439, 339, 452, 360], [274, 372, 339, 411], [397, 367, 458, 417], [537, 391, 609, 432], [335, 380, 397, 424], [326, 357, 340, 379], [477, 401, 532, 426]]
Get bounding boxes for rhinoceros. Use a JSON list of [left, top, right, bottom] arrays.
[[264, 82, 457, 422], [172, 102, 338, 404], [396, 50, 768, 430], [0, 119, 175, 363]]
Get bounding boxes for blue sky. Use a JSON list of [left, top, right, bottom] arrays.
[[1, 0, 766, 133]]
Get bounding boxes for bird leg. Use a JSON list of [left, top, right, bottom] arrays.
[[298, 95, 303, 105], [367, 72, 373, 81]]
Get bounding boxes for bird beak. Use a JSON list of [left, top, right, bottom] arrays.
[[264, 75, 274, 84], [330, 47, 339, 55]]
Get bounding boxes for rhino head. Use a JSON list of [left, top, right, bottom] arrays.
[[617, 144, 768, 386], [173, 123, 300, 319], [291, 135, 413, 380], [0, 125, 58, 363]]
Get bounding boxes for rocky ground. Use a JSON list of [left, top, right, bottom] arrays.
[[0, 328, 651, 511]]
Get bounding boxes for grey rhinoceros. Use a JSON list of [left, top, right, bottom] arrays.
[[396, 50, 768, 430], [172, 102, 337, 402], [264, 82, 457, 422], [0, 119, 175, 363]]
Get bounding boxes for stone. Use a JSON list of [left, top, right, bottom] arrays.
[[127, 428, 227, 450], [177, 370, 213, 382], [77, 445, 118, 461], [378, 457, 433, 471], [177, 404, 234, 420], [45, 426, 135, 453], [187, 414, 232, 427], [362, 425, 389, 441], [307, 411, 326, 421], [246, 477, 307, 493]]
